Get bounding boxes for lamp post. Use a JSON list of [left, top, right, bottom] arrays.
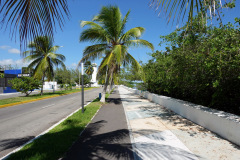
[[81, 63, 84, 113]]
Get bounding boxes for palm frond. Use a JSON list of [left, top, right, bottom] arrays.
[[80, 28, 110, 43], [0, 0, 70, 52], [125, 39, 154, 51], [120, 27, 145, 42], [149, 0, 226, 24]]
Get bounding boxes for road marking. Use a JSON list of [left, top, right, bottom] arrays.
[[42, 104, 55, 109]]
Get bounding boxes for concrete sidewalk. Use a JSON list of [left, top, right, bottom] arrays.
[[119, 86, 240, 160], [63, 89, 134, 160]]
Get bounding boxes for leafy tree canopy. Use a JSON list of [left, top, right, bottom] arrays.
[[9, 77, 40, 96]]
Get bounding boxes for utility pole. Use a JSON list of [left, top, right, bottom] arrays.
[[81, 63, 84, 113]]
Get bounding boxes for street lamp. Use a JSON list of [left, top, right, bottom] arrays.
[[81, 63, 84, 113]]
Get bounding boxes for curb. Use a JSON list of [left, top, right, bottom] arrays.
[[0, 90, 86, 109]]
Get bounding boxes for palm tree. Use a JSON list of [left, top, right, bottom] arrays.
[[84, 61, 94, 87], [149, 0, 233, 24], [23, 36, 66, 95], [0, 0, 70, 51], [78, 6, 154, 102]]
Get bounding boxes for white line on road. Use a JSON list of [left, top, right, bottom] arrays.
[[1, 97, 97, 160], [42, 104, 55, 109]]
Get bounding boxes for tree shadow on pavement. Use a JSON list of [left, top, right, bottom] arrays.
[[63, 120, 135, 160]]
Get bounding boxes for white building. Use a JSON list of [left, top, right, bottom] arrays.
[[91, 63, 98, 87], [43, 81, 58, 90]]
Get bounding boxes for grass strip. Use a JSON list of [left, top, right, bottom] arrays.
[[0, 87, 95, 107], [7, 98, 103, 160]]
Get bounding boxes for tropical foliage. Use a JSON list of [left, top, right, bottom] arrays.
[[9, 77, 40, 96], [54, 68, 91, 86], [78, 5, 154, 101], [149, 0, 236, 24], [0, 0, 70, 51], [24, 36, 66, 95], [143, 15, 240, 115]]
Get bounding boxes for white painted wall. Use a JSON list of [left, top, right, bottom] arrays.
[[43, 81, 58, 90], [122, 85, 240, 146]]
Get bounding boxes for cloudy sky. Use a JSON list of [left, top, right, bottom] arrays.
[[0, 0, 239, 69]]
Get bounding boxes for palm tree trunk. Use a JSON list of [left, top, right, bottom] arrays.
[[41, 72, 45, 96], [100, 66, 114, 102], [108, 73, 114, 92]]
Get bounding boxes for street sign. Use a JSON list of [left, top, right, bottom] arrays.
[[18, 74, 30, 77]]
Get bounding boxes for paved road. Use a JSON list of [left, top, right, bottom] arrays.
[[0, 89, 61, 100], [64, 89, 133, 160], [0, 87, 102, 158]]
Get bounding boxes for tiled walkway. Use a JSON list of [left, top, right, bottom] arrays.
[[119, 86, 240, 160]]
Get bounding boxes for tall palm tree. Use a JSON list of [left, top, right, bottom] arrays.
[[0, 0, 70, 51], [84, 61, 94, 77], [84, 61, 94, 87], [78, 6, 154, 102], [23, 36, 66, 95], [149, 0, 233, 24]]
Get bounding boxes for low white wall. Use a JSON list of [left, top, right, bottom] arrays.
[[122, 85, 240, 146]]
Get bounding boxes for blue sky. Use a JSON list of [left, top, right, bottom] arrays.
[[0, 0, 239, 69]]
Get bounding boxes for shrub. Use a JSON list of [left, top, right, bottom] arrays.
[[9, 77, 40, 96]]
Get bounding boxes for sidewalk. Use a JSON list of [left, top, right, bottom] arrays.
[[63, 86, 240, 160], [63, 89, 134, 160], [119, 86, 240, 160]]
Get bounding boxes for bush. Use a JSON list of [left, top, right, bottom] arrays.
[[9, 77, 40, 96]]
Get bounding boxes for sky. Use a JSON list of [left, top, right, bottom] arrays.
[[0, 0, 239, 70]]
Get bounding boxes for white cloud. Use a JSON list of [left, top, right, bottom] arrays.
[[70, 63, 78, 69], [0, 59, 30, 68], [0, 45, 11, 49], [8, 48, 20, 54]]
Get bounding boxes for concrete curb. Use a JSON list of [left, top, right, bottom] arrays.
[[1, 96, 99, 160], [0, 90, 87, 109]]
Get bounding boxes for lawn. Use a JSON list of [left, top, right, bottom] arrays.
[[7, 98, 103, 160], [0, 87, 96, 106]]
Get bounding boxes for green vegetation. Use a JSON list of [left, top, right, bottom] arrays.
[[78, 6, 154, 102], [0, 88, 94, 106], [23, 36, 66, 95], [0, 0, 70, 50], [150, 0, 235, 24], [7, 98, 102, 160], [54, 68, 91, 87], [119, 65, 143, 88], [9, 77, 40, 96], [143, 14, 240, 115]]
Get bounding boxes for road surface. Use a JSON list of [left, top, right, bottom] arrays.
[[0, 89, 60, 100], [0, 87, 102, 158]]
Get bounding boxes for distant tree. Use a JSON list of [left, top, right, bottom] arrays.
[[84, 61, 94, 87], [9, 77, 40, 96], [23, 36, 66, 95]]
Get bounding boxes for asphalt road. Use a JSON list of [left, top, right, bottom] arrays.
[[0, 89, 60, 100], [0, 87, 102, 158]]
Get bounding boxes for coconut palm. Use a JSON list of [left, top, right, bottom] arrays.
[[84, 61, 94, 77], [23, 36, 66, 95], [84, 61, 94, 87], [149, 0, 233, 24], [0, 0, 70, 51], [78, 6, 154, 102]]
